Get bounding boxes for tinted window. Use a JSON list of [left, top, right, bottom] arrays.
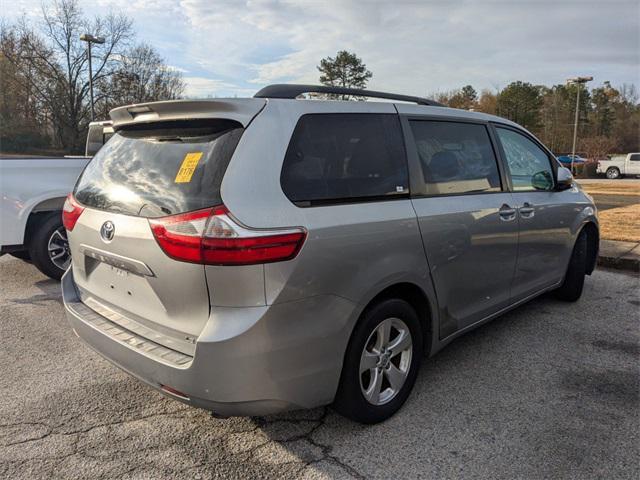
[[496, 127, 554, 191], [281, 114, 408, 205], [75, 120, 243, 217], [629, 154, 640, 161], [409, 121, 501, 195]]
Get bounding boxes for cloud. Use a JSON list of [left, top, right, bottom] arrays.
[[166, 65, 188, 73], [5, 0, 639, 97], [182, 76, 254, 98], [173, 0, 640, 95]]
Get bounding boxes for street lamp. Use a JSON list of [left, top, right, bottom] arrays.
[[566, 76, 593, 174], [80, 33, 105, 121]]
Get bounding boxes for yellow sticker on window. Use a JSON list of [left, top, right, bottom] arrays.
[[175, 152, 203, 183]]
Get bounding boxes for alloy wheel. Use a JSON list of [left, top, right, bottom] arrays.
[[606, 169, 619, 179], [47, 226, 71, 271], [359, 317, 413, 405]]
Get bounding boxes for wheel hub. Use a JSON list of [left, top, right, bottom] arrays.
[[377, 349, 392, 369]]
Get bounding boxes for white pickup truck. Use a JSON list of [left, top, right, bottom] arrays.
[[596, 153, 640, 179], [0, 121, 113, 279]]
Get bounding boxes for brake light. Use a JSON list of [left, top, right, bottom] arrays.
[[149, 206, 306, 266], [62, 194, 85, 231]]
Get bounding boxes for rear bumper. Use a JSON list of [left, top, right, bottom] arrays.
[[62, 267, 357, 416]]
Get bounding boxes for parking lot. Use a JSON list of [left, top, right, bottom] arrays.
[[0, 255, 638, 479]]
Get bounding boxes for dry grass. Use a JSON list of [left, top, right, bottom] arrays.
[[581, 182, 640, 197], [598, 203, 640, 242]]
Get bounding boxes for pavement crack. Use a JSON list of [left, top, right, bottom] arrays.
[[253, 408, 367, 479]]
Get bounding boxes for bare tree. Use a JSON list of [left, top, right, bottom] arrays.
[[2, 1, 134, 151], [476, 89, 498, 115], [0, 22, 58, 152], [581, 136, 618, 162], [37, 0, 133, 150], [96, 43, 184, 116]]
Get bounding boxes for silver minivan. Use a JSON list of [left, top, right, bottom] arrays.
[[62, 85, 599, 423]]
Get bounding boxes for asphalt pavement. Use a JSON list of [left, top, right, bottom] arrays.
[[0, 256, 638, 479]]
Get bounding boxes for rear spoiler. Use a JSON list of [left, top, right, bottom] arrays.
[[109, 98, 266, 130]]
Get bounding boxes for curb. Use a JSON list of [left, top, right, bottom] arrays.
[[597, 255, 640, 273]]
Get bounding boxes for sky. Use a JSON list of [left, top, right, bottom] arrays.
[[4, 0, 640, 98]]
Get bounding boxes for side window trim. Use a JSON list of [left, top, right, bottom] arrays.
[[489, 122, 558, 192], [399, 115, 427, 197], [400, 115, 507, 198]]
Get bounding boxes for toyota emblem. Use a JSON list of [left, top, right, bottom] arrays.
[[100, 221, 115, 242]]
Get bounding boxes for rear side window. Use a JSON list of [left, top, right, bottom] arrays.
[[409, 121, 502, 195], [281, 114, 408, 205], [75, 120, 243, 217], [630, 154, 640, 161]]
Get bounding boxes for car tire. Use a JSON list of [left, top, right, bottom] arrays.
[[333, 298, 423, 424], [554, 231, 587, 302], [28, 212, 70, 281], [606, 167, 620, 179]]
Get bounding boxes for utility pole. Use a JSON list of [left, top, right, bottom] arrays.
[[566, 76, 593, 174], [80, 34, 106, 121]]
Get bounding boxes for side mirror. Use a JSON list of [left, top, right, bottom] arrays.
[[531, 170, 554, 191], [556, 167, 574, 190]]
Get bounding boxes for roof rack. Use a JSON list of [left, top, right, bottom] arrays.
[[254, 84, 444, 107]]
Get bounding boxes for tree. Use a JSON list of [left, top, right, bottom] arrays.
[[0, 1, 132, 151], [449, 85, 477, 110], [0, 0, 185, 155], [590, 81, 617, 137], [496, 81, 543, 130], [610, 84, 640, 153], [581, 136, 618, 162], [0, 23, 56, 152], [317, 50, 372, 99], [41, 0, 133, 150], [433, 85, 477, 110], [475, 89, 498, 115], [95, 43, 184, 118]]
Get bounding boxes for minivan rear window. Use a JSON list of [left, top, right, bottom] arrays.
[[281, 114, 408, 206], [74, 120, 243, 217]]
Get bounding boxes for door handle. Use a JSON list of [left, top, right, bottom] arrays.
[[519, 202, 535, 218], [499, 204, 517, 221]]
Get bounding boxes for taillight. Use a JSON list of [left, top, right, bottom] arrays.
[[62, 194, 85, 231], [149, 206, 306, 266]]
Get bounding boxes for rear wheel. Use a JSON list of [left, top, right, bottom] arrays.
[[606, 167, 621, 179], [555, 231, 587, 302], [333, 299, 423, 424], [28, 212, 70, 281]]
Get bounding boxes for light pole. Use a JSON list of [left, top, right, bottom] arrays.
[[566, 76, 593, 174], [80, 34, 105, 121]]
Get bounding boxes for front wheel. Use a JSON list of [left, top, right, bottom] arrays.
[[333, 299, 423, 424], [554, 231, 587, 302], [28, 212, 70, 281]]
